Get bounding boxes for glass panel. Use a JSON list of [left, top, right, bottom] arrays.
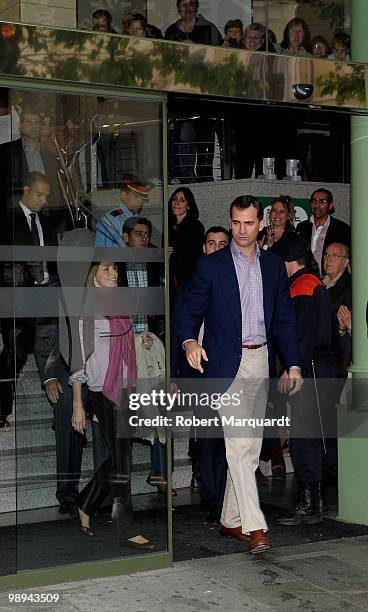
[[168, 96, 350, 183], [0, 86, 16, 578], [0, 1, 354, 64], [0, 88, 167, 572], [78, 0, 254, 44]]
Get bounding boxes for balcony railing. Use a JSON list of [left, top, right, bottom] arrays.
[[0, 0, 352, 65]]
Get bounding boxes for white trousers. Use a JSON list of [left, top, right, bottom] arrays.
[[220, 345, 269, 534]]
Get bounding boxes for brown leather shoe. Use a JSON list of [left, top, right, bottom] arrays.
[[219, 523, 250, 542], [249, 529, 271, 553]]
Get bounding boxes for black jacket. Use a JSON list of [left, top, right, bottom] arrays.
[[0, 138, 62, 210], [169, 216, 205, 285], [0, 205, 58, 286], [165, 14, 223, 46], [325, 268, 352, 375], [326, 268, 352, 314], [289, 268, 337, 377], [296, 216, 351, 275]]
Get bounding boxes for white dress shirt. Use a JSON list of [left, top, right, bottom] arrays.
[[19, 202, 49, 284], [311, 215, 330, 273]]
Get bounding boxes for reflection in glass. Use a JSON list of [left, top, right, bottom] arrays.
[[0, 0, 353, 66], [0, 88, 167, 573], [266, 0, 351, 61]]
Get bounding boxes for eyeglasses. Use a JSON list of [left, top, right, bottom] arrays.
[[324, 252, 347, 260], [311, 198, 329, 204]]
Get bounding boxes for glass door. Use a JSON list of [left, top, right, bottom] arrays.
[[0, 86, 169, 576]]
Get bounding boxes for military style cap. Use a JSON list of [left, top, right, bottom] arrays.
[[119, 174, 151, 201]]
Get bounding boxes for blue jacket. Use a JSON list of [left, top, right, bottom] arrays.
[[178, 245, 299, 379], [95, 204, 133, 247]]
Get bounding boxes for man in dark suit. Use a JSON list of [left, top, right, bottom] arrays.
[[179, 195, 302, 553], [0, 171, 82, 515], [296, 188, 351, 275], [0, 171, 59, 426], [0, 108, 60, 211], [40, 328, 83, 518]]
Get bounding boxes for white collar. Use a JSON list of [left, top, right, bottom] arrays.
[[19, 202, 38, 217], [311, 214, 330, 232]]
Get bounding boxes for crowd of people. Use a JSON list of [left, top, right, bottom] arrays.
[[0, 102, 352, 554], [89, 2, 351, 62], [170, 187, 351, 551]]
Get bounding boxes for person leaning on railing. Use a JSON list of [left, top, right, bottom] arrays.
[[279, 17, 312, 57], [122, 12, 163, 39], [243, 23, 276, 53], [165, 0, 223, 46], [223, 19, 243, 49]]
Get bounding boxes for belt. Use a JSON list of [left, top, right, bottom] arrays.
[[242, 342, 267, 350]]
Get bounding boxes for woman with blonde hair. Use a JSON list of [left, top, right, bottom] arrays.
[[258, 195, 295, 250], [70, 261, 154, 550], [243, 23, 276, 52]]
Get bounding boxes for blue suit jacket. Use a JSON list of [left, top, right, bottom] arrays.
[[178, 245, 299, 379]]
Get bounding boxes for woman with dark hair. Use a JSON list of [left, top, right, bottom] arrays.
[[258, 195, 295, 250], [70, 261, 154, 550], [280, 17, 312, 56], [168, 187, 204, 303]]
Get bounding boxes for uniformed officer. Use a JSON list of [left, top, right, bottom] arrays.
[[272, 233, 338, 525], [95, 175, 151, 247]]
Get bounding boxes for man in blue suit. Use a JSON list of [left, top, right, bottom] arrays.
[[179, 195, 302, 553]]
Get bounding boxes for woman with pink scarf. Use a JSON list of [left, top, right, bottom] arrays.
[[70, 261, 154, 550]]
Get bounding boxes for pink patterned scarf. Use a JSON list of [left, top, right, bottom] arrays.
[[102, 316, 136, 406]]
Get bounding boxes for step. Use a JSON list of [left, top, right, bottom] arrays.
[[0, 459, 193, 513], [15, 370, 45, 397], [11, 394, 53, 422], [0, 425, 191, 478]]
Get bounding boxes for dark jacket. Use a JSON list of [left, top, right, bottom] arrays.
[[326, 268, 352, 313], [145, 23, 163, 39], [0, 138, 61, 210], [287, 269, 339, 440], [296, 216, 351, 275], [0, 205, 58, 286], [325, 268, 352, 375], [165, 14, 223, 46], [289, 269, 335, 375], [169, 216, 205, 286], [178, 245, 299, 380]]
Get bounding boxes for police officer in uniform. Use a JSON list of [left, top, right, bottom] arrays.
[[272, 234, 338, 525], [95, 175, 151, 247]]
